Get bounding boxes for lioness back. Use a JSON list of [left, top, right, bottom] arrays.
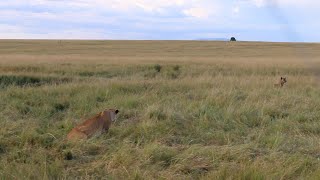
[[67, 109, 119, 140]]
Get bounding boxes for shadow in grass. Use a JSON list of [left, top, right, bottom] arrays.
[[266, 109, 290, 121], [149, 146, 177, 168], [78, 71, 117, 78], [54, 102, 70, 112], [0, 142, 6, 154], [0, 75, 71, 88]]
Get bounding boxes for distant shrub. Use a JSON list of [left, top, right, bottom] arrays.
[[78, 71, 95, 77], [173, 65, 180, 71], [164, 65, 181, 79], [230, 37, 237, 41], [143, 65, 162, 78], [154, 64, 162, 72]]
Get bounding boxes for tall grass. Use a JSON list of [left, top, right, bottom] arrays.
[[0, 40, 320, 179]]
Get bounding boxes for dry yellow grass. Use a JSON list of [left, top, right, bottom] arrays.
[[0, 40, 320, 179]]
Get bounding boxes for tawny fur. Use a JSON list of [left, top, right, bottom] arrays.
[[67, 109, 119, 140], [274, 77, 287, 87]]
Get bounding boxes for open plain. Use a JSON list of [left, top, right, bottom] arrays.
[[1, 40, 320, 179]]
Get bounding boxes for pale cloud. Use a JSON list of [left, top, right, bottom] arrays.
[[232, 6, 240, 14], [249, 0, 320, 7], [0, 0, 318, 41], [0, 0, 222, 18], [182, 1, 222, 19], [183, 7, 211, 19], [117, 0, 186, 12], [251, 0, 268, 7]]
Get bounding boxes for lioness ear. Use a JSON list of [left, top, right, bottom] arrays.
[[100, 111, 104, 116], [115, 110, 119, 114]]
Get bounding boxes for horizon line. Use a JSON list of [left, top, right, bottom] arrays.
[[0, 39, 318, 44]]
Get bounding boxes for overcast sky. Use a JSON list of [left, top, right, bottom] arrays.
[[0, 0, 319, 42]]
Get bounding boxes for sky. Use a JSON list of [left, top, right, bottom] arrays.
[[0, 0, 319, 42]]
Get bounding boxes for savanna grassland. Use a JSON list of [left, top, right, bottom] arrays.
[[1, 40, 320, 179]]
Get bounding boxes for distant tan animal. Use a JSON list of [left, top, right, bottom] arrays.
[[67, 109, 119, 140], [274, 77, 287, 87]]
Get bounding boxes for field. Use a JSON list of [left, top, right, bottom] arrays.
[[1, 40, 320, 179]]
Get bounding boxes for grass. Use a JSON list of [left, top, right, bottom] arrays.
[[0, 40, 320, 179]]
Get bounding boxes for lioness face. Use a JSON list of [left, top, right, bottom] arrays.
[[281, 77, 287, 84], [103, 109, 119, 122]]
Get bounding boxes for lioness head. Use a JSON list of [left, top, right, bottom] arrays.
[[280, 77, 287, 85], [101, 108, 119, 122]]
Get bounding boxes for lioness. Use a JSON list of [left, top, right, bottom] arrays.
[[67, 109, 119, 140], [274, 77, 287, 87]]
